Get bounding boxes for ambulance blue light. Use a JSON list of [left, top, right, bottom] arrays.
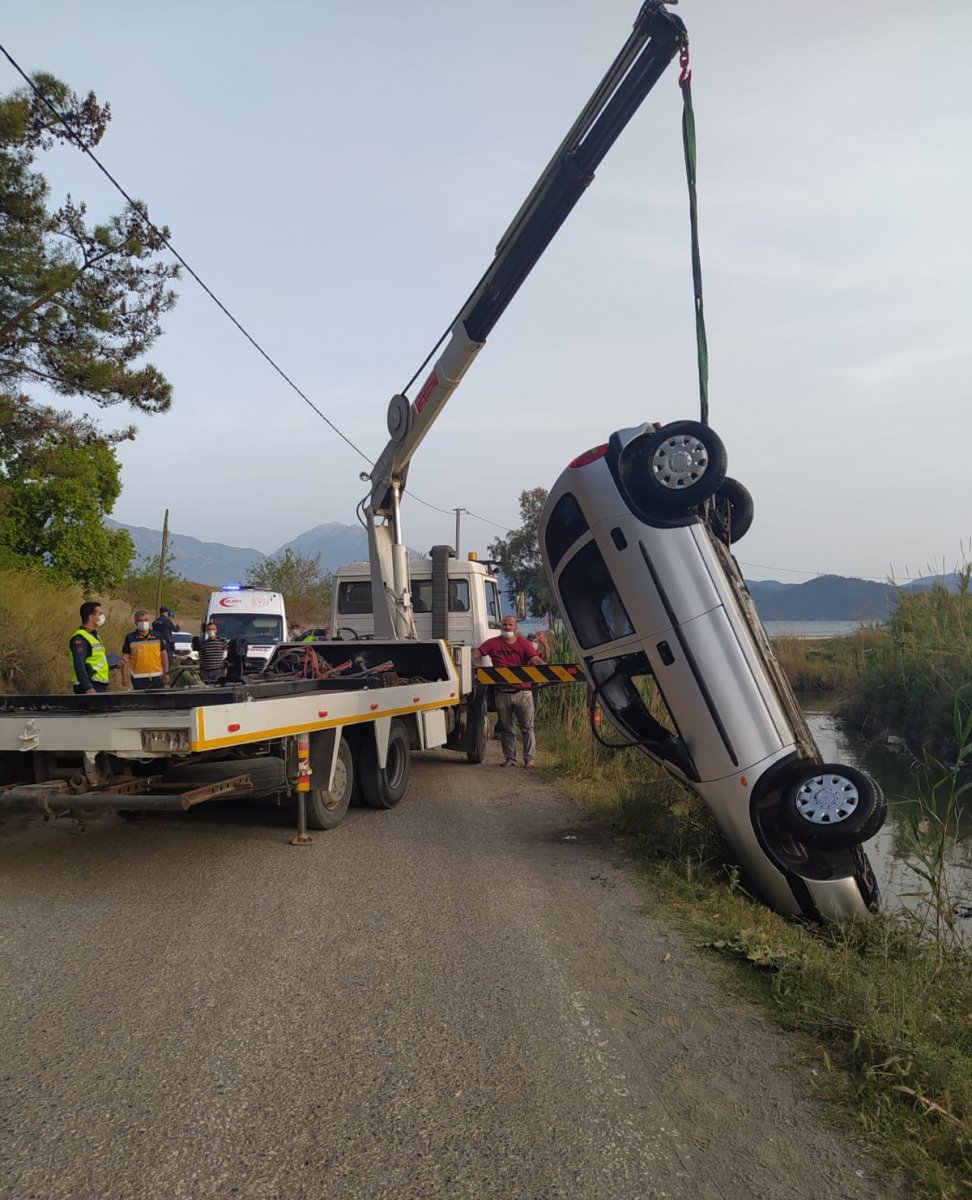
[[221, 582, 242, 591]]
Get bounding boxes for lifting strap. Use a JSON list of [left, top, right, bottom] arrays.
[[679, 42, 709, 427]]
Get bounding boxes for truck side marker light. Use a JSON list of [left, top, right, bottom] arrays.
[[740, 776, 748, 786], [413, 696, 420, 703], [450, 692, 456, 698], [370, 703, 379, 711], [228, 723, 240, 732], [318, 711, 328, 718]]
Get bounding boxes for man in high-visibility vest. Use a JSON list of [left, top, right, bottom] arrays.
[[69, 601, 110, 695]]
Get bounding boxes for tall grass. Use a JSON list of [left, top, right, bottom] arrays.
[[771, 627, 879, 692], [0, 568, 131, 694], [838, 570, 972, 762], [896, 704, 972, 953]]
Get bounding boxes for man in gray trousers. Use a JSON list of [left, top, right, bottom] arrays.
[[476, 615, 544, 769]]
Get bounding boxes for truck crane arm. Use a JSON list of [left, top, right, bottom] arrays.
[[363, 1, 687, 638]]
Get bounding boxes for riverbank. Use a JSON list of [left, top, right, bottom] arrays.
[[535, 692, 972, 1199]]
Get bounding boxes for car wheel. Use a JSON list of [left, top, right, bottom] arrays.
[[781, 763, 886, 849], [305, 738, 353, 830], [709, 476, 754, 544], [359, 719, 410, 809], [639, 420, 727, 512]]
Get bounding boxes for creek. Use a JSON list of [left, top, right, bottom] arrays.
[[799, 695, 972, 937]]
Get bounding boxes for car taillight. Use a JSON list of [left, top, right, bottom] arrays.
[[568, 443, 609, 469]]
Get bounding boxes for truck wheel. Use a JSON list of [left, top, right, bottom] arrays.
[[466, 693, 488, 764], [359, 719, 410, 809], [304, 739, 353, 830], [162, 757, 287, 799]]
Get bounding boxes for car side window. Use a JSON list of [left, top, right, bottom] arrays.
[[544, 491, 589, 569], [558, 539, 634, 649]]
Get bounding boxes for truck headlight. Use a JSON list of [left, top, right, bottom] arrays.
[[140, 729, 191, 753]]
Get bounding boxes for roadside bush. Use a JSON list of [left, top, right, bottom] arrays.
[[838, 572, 972, 762]]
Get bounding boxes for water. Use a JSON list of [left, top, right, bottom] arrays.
[[800, 696, 972, 936], [765, 620, 867, 638]]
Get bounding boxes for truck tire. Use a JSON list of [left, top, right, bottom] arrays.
[[304, 739, 354, 830], [162, 757, 287, 799], [466, 692, 488, 764], [359, 719, 410, 809]]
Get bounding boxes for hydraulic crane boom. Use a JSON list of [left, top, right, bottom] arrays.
[[363, 1, 687, 638]]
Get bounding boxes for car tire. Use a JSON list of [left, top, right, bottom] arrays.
[[359, 719, 410, 809], [781, 763, 886, 849], [304, 738, 353, 830], [638, 420, 728, 513], [710, 476, 754, 544]]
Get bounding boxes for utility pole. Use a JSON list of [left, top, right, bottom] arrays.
[[454, 507, 467, 558], [156, 509, 169, 614]]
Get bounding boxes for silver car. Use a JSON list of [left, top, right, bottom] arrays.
[[540, 420, 885, 923]]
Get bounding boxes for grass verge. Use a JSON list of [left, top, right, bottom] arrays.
[[536, 692, 972, 1199]]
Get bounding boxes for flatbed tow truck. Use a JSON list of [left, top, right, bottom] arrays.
[[0, 641, 463, 832]]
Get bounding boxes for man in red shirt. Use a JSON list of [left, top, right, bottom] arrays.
[[476, 615, 544, 769]]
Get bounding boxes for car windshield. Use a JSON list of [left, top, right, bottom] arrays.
[[209, 615, 283, 644]]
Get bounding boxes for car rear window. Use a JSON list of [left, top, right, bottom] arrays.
[[558, 539, 634, 649], [544, 492, 589, 569]]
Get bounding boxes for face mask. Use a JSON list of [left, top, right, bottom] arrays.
[[137, 621, 151, 632], [206, 630, 218, 639], [501, 629, 516, 641], [95, 614, 106, 628]]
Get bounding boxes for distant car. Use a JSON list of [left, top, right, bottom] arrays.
[[169, 631, 198, 663], [539, 419, 885, 924]]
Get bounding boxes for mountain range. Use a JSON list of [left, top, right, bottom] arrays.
[[108, 519, 964, 622]]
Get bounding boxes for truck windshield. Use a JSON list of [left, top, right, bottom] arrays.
[[210, 615, 283, 644]]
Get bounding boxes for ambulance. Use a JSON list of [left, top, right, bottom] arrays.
[[203, 586, 287, 673]]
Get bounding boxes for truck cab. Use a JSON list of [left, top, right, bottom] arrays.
[[331, 553, 502, 648]]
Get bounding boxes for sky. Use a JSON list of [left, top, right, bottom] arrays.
[[3, 0, 971, 583]]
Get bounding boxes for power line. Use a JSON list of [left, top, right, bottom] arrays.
[[0, 43, 373, 465], [1, 45, 521, 536], [9, 48, 916, 572]]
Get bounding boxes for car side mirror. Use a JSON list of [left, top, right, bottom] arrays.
[[191, 636, 201, 652]]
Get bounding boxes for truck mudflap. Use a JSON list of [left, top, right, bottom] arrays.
[[0, 773, 258, 816]]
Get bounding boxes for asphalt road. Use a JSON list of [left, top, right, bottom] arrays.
[[0, 746, 896, 1200]]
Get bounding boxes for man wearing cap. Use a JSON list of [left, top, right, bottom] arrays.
[[152, 605, 180, 667]]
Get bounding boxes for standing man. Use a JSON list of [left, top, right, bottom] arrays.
[[69, 601, 110, 695], [475, 615, 544, 769], [152, 606, 180, 667], [121, 610, 169, 690], [199, 619, 227, 684]]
